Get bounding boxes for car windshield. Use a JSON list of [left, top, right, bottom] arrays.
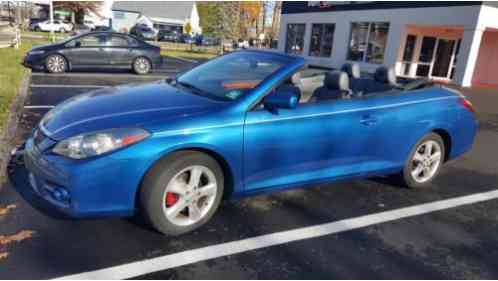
[[176, 51, 292, 101]]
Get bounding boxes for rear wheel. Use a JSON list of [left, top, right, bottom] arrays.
[[140, 151, 224, 236], [45, 54, 67, 73], [133, 57, 151, 75], [401, 133, 445, 189]]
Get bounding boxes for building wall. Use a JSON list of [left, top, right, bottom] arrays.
[[278, 5, 481, 74], [472, 29, 498, 86]]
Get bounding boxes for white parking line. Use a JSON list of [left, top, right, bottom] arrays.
[[166, 55, 198, 64], [55, 189, 498, 280], [30, 84, 108, 88], [24, 105, 55, 109]]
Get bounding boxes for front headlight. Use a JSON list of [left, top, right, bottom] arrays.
[[52, 128, 150, 159], [28, 50, 45, 55]]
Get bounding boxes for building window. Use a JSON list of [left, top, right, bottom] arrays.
[[401, 34, 416, 76], [285, 23, 306, 55], [309, 24, 335, 57], [347, 22, 390, 64]]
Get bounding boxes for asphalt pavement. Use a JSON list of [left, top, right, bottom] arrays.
[[0, 62, 497, 279]]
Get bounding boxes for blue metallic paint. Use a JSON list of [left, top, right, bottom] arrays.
[[23, 50, 478, 218]]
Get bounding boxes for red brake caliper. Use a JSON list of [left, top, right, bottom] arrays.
[[165, 192, 179, 207]]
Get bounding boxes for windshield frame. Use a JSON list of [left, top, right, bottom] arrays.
[[175, 50, 296, 102]]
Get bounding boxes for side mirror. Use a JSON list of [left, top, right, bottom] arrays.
[[75, 41, 81, 48], [264, 86, 299, 111]]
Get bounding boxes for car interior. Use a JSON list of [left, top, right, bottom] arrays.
[[276, 63, 433, 105]]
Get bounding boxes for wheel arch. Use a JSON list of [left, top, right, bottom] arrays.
[[134, 146, 236, 210], [432, 128, 452, 162]]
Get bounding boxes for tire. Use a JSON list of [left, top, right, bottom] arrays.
[[133, 56, 151, 75], [45, 54, 67, 73], [140, 151, 224, 236], [401, 133, 445, 189], [35, 26, 40, 32]]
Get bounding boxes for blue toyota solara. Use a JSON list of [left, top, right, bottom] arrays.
[[24, 50, 478, 235]]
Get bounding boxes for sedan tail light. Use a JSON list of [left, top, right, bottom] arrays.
[[459, 98, 476, 113]]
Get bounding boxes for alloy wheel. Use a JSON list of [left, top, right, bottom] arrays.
[[134, 57, 150, 74], [411, 140, 442, 183], [46, 55, 66, 73], [162, 165, 218, 226]]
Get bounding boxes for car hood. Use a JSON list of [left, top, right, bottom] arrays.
[[41, 81, 223, 140]]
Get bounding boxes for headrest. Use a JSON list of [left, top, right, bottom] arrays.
[[374, 66, 397, 85], [324, 71, 350, 91], [341, 63, 361, 79], [291, 72, 301, 85]]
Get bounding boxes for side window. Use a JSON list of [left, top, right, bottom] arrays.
[[77, 34, 108, 47], [127, 37, 139, 46], [108, 35, 129, 47]]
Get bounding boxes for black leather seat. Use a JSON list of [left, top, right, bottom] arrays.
[[346, 66, 399, 96], [310, 71, 351, 102]]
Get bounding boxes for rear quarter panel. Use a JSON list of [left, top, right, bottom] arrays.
[[364, 87, 473, 173]]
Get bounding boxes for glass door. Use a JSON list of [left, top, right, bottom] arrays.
[[416, 36, 436, 77], [431, 39, 456, 78]]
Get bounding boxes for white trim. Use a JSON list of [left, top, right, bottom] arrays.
[[55, 188, 498, 280], [30, 84, 108, 89], [24, 105, 55, 109]]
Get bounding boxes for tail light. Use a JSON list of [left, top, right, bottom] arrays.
[[459, 98, 476, 113]]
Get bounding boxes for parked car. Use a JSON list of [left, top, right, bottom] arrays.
[[202, 36, 219, 46], [29, 18, 47, 31], [83, 20, 96, 30], [158, 30, 179, 42], [23, 31, 161, 75], [23, 50, 477, 236], [179, 34, 194, 44], [34, 20, 73, 33], [70, 24, 92, 36], [130, 24, 157, 41]]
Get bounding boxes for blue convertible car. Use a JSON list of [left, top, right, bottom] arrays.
[[24, 50, 477, 235]]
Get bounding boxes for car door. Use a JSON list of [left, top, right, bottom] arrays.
[[62, 33, 111, 66], [243, 93, 380, 192], [106, 35, 135, 66]]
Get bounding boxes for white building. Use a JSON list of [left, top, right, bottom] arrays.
[[278, 1, 498, 88], [111, 1, 200, 34]]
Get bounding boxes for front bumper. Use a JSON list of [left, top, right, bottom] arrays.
[[22, 54, 45, 70], [23, 135, 151, 218]]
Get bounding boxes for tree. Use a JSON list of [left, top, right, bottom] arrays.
[[53, 1, 102, 24]]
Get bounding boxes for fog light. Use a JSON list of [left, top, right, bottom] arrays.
[[47, 185, 70, 203]]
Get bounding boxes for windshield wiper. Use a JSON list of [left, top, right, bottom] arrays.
[[176, 81, 211, 97]]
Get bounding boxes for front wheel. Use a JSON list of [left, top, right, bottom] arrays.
[[401, 133, 445, 189], [133, 57, 151, 75], [45, 54, 67, 73], [140, 151, 224, 236]]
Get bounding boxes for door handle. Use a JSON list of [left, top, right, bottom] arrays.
[[360, 115, 378, 126]]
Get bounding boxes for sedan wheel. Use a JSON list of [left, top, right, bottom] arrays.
[[402, 133, 445, 188], [45, 55, 67, 73], [140, 151, 224, 236], [133, 57, 151, 75]]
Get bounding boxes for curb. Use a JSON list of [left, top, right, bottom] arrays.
[[0, 70, 31, 185]]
